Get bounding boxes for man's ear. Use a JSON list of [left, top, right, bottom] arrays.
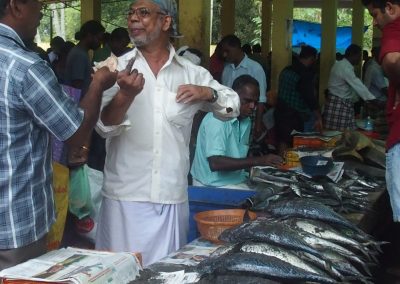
[[162, 15, 172, 33], [385, 2, 397, 17], [7, 0, 23, 18]]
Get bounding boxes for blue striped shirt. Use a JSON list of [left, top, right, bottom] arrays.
[[0, 24, 84, 249]]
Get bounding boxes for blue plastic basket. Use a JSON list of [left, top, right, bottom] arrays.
[[300, 155, 333, 177]]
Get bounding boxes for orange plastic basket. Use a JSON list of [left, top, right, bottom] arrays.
[[193, 209, 257, 244]]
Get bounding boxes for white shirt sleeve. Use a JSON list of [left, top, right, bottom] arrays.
[[343, 64, 375, 101], [95, 83, 131, 138]]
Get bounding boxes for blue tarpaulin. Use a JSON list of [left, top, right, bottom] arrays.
[[292, 20, 369, 52]]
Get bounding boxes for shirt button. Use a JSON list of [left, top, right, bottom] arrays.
[[154, 170, 158, 174]]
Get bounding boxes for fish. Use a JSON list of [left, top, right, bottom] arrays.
[[237, 242, 336, 279], [266, 199, 365, 235], [196, 252, 338, 283], [322, 249, 374, 282], [219, 221, 325, 259], [282, 218, 375, 258], [209, 244, 235, 259], [197, 274, 280, 284]]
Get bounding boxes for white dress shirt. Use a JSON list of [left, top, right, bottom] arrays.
[[96, 47, 240, 204], [327, 58, 375, 101]]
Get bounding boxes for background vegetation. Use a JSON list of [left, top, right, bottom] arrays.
[[38, 0, 373, 52]]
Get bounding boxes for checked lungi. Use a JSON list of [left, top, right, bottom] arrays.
[[323, 94, 357, 131]]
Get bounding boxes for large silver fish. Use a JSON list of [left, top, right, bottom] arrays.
[[266, 199, 365, 234], [196, 252, 338, 283], [219, 221, 324, 259], [238, 242, 336, 278]]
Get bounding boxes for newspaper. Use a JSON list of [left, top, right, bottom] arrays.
[[158, 239, 220, 266], [150, 271, 200, 284], [0, 247, 141, 284], [148, 239, 217, 283]]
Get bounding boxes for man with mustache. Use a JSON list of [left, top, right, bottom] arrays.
[[94, 0, 240, 266]]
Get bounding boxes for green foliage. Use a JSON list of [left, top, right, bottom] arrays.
[[212, 1, 373, 51], [101, 0, 132, 32]]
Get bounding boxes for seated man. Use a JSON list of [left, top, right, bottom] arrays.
[[191, 75, 283, 188]]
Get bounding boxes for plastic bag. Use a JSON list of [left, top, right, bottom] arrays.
[[47, 162, 69, 250], [69, 165, 92, 219], [75, 167, 104, 243]]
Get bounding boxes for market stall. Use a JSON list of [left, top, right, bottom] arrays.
[[135, 129, 389, 283]]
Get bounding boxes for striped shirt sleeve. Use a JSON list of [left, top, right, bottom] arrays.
[[20, 60, 84, 141]]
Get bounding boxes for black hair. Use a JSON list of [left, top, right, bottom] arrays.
[[232, 74, 259, 92], [252, 43, 262, 53], [50, 36, 65, 49], [345, 44, 362, 58], [75, 20, 105, 41], [362, 0, 400, 10], [242, 43, 252, 55], [220, 34, 242, 49], [299, 45, 318, 59], [110, 27, 129, 42]]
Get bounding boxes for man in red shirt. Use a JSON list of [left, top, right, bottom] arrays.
[[363, 0, 400, 277]]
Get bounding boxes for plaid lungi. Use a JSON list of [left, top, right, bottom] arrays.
[[323, 94, 357, 131]]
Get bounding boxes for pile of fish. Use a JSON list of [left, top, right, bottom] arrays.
[[246, 167, 385, 214], [195, 199, 386, 283]]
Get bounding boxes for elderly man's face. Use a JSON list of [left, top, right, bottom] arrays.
[[127, 0, 171, 47]]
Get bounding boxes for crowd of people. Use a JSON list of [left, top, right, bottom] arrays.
[[0, 0, 399, 274]]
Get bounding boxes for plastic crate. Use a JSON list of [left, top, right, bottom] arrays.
[[187, 186, 256, 242]]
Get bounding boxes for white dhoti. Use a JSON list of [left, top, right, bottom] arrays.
[[95, 197, 189, 267]]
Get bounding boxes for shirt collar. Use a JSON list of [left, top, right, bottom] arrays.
[[0, 23, 26, 49], [232, 54, 249, 69], [122, 44, 185, 68]]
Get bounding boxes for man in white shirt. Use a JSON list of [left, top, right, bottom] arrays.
[[324, 44, 376, 130], [94, 0, 240, 267], [221, 34, 267, 139], [363, 46, 388, 102]]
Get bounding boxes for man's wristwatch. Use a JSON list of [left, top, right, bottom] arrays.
[[209, 89, 218, 103]]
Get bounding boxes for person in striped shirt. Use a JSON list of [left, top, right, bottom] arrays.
[[0, 0, 136, 269]]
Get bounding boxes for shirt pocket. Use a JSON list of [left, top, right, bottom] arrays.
[[163, 90, 199, 128]]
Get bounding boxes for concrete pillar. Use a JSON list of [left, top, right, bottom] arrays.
[[270, 0, 294, 91], [352, 0, 365, 77], [319, 0, 337, 105], [372, 26, 382, 47], [261, 0, 272, 55], [80, 0, 101, 24], [221, 0, 235, 36], [177, 0, 212, 67]]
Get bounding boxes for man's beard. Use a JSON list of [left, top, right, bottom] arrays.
[[130, 22, 162, 47]]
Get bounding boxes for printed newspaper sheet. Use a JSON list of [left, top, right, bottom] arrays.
[[0, 247, 141, 284]]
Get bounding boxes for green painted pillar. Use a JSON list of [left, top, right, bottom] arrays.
[[270, 0, 293, 91], [177, 0, 212, 67], [372, 26, 382, 47], [319, 0, 338, 105], [261, 0, 272, 55], [221, 0, 235, 36], [81, 0, 101, 24], [352, 0, 365, 77]]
